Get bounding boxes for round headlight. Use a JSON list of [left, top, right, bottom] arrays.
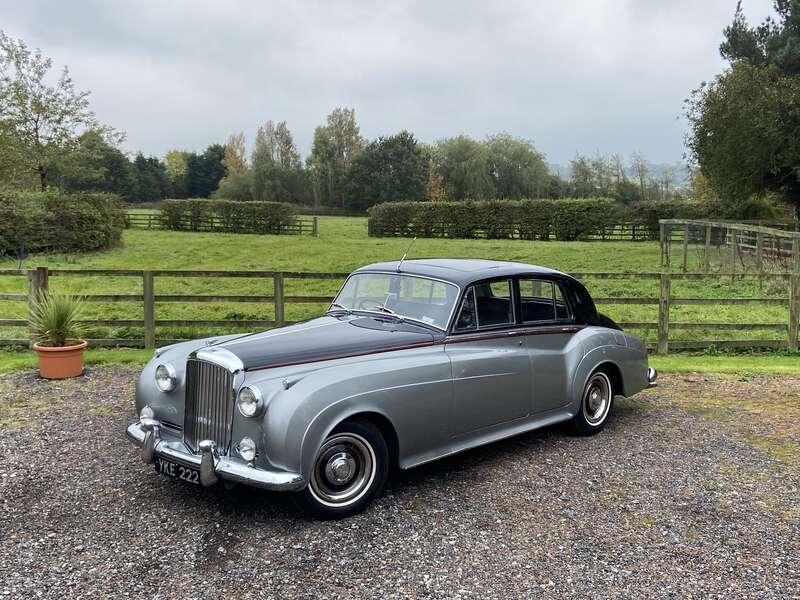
[[139, 405, 154, 420], [236, 386, 263, 418], [238, 437, 257, 462], [155, 363, 177, 392]]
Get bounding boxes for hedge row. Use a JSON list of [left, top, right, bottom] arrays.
[[0, 190, 125, 256], [367, 198, 735, 240], [161, 199, 299, 234]]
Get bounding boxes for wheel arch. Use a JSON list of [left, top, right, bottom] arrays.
[[300, 405, 401, 479], [594, 361, 624, 398], [338, 411, 400, 470]]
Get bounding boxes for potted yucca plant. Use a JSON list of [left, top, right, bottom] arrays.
[[28, 292, 87, 379]]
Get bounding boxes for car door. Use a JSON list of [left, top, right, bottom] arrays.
[[518, 277, 575, 414], [445, 278, 532, 436]]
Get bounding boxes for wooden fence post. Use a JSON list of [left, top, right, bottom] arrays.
[[791, 237, 800, 352], [657, 272, 671, 355], [27, 267, 49, 346], [312, 216, 319, 237], [143, 271, 155, 349], [755, 232, 763, 274], [273, 273, 285, 327], [659, 222, 669, 268], [682, 223, 689, 273], [703, 224, 712, 273], [790, 274, 799, 352]]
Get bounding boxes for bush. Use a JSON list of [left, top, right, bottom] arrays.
[[368, 198, 620, 240], [367, 197, 775, 241], [161, 199, 298, 234], [0, 190, 125, 256]]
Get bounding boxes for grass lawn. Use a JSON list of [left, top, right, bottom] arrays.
[[0, 216, 794, 347]]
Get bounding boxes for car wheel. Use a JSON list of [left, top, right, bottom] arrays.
[[571, 370, 614, 435], [297, 419, 388, 519]]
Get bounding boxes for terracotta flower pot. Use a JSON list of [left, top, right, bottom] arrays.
[[33, 340, 88, 379]]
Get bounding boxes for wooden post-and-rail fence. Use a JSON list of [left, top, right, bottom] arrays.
[[1, 267, 798, 354]]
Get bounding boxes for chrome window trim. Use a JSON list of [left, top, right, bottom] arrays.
[[452, 277, 517, 334], [452, 287, 478, 333], [330, 271, 462, 333]]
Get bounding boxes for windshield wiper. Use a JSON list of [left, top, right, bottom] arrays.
[[327, 302, 352, 315], [358, 301, 405, 322]]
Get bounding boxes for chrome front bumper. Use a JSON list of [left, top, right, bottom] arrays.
[[126, 420, 305, 492]]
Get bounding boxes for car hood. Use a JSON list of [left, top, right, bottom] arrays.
[[211, 315, 440, 371]]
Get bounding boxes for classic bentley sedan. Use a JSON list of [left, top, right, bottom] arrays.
[[127, 259, 656, 517]]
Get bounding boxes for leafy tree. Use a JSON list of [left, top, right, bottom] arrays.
[[630, 152, 650, 202], [186, 144, 225, 198], [164, 150, 190, 198], [307, 108, 364, 206], [344, 130, 427, 211], [687, 1, 800, 221], [250, 120, 305, 202], [720, 0, 800, 74], [425, 159, 447, 201], [222, 132, 247, 176], [569, 154, 595, 197], [486, 134, 549, 199], [434, 135, 494, 200], [132, 153, 171, 202], [214, 171, 254, 201], [0, 31, 108, 191], [48, 129, 136, 199]]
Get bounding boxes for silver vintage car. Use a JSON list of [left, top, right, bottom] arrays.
[[127, 259, 656, 517]]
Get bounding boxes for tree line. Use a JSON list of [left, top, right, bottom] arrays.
[[0, 30, 690, 212]]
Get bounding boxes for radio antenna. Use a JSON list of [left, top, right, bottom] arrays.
[[396, 237, 417, 272]]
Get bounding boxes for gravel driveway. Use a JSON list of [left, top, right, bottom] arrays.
[[1, 367, 798, 599]]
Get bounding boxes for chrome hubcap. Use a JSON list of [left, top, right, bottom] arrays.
[[325, 452, 357, 485], [582, 372, 612, 426], [309, 433, 376, 507]]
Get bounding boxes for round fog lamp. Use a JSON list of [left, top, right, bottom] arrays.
[[155, 363, 177, 392], [237, 386, 263, 417], [238, 437, 257, 462], [139, 405, 154, 420]]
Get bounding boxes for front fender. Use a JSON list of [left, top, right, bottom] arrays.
[[260, 346, 452, 479]]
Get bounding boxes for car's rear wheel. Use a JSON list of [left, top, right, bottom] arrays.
[[298, 420, 388, 519], [572, 370, 614, 435]]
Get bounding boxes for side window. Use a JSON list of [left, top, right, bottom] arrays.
[[474, 278, 514, 327], [454, 288, 477, 331], [519, 278, 571, 323]]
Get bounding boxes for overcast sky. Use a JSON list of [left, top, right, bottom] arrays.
[[1, 0, 777, 165]]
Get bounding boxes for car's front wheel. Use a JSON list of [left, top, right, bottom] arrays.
[[571, 370, 614, 435], [297, 420, 388, 519]]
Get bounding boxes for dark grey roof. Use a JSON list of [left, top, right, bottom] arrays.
[[354, 258, 569, 287]]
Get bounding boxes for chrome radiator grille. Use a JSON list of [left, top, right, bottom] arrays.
[[183, 359, 234, 454]]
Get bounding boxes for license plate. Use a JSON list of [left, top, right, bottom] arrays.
[[155, 457, 200, 485]]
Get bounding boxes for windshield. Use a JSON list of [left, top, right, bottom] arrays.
[[332, 273, 459, 330]]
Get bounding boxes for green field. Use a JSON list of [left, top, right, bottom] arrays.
[[0, 216, 793, 347]]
